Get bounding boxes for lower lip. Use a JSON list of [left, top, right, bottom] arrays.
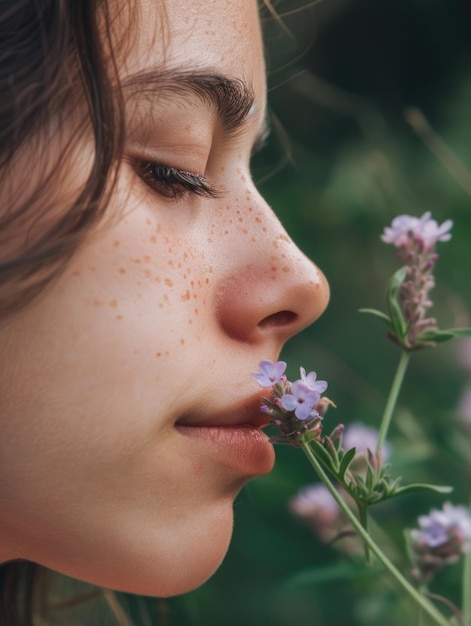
[[176, 425, 275, 477]]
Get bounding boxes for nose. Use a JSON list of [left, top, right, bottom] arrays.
[[215, 191, 329, 349]]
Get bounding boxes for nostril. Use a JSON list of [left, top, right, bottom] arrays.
[[258, 310, 297, 330]]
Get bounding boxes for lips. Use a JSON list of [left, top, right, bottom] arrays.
[[175, 391, 275, 477]]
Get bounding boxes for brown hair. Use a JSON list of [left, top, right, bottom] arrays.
[[0, 0, 123, 319], [0, 0, 124, 622]]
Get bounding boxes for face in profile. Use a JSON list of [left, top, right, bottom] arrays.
[[0, 0, 329, 596]]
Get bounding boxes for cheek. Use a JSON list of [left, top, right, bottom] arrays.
[[79, 213, 215, 349]]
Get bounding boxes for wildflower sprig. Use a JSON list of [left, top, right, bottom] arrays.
[[252, 360, 330, 446], [361, 211, 471, 351], [252, 361, 450, 510], [249, 212, 471, 626]]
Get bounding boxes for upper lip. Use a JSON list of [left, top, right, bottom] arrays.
[[175, 389, 270, 429]]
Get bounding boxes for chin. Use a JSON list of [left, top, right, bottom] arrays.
[[57, 503, 237, 598]]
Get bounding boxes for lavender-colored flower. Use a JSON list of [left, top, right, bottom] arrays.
[[290, 483, 339, 521], [380, 212, 453, 348], [410, 502, 471, 551], [381, 211, 452, 250], [381, 214, 421, 247], [251, 360, 287, 387], [409, 502, 471, 583], [299, 367, 328, 394], [420, 214, 453, 248], [281, 380, 320, 420], [342, 422, 391, 460]]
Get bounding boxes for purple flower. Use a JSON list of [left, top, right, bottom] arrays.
[[299, 367, 328, 394], [409, 502, 471, 583], [381, 211, 452, 250], [381, 212, 453, 348], [381, 214, 421, 247], [290, 483, 339, 520], [420, 214, 453, 248], [281, 380, 320, 420], [410, 502, 471, 551], [342, 422, 391, 460], [251, 359, 287, 388]]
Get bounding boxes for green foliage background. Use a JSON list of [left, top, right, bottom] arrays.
[[63, 1, 471, 624]]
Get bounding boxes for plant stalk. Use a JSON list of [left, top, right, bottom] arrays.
[[302, 442, 450, 626], [463, 524, 471, 624], [376, 350, 410, 452]]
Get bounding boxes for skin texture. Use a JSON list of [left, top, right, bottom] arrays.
[[0, 0, 329, 596]]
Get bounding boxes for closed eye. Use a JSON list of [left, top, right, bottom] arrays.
[[137, 162, 220, 200]]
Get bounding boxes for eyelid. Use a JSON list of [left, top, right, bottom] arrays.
[[137, 161, 221, 200]]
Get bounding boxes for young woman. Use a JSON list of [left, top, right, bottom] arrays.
[[0, 0, 329, 617]]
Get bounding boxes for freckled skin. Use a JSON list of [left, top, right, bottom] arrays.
[[0, 0, 329, 599]]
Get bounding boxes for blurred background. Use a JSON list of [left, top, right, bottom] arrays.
[[66, 1, 471, 624]]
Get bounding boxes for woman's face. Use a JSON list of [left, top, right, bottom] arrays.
[[0, 0, 328, 596]]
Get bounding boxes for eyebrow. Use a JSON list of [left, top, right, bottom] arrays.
[[122, 68, 269, 148]]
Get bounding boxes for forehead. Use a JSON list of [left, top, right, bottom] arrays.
[[114, 0, 266, 100]]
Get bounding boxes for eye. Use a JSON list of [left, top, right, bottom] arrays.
[[137, 162, 220, 199]]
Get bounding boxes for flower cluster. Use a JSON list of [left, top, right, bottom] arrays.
[[381, 212, 453, 250], [409, 502, 471, 584], [381, 212, 453, 348], [251, 360, 329, 445]]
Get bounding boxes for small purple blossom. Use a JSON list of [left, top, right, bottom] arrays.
[[299, 367, 328, 394], [251, 360, 287, 388], [409, 502, 471, 583], [410, 502, 471, 551], [381, 214, 422, 247], [381, 211, 452, 250], [290, 483, 339, 520], [281, 380, 320, 420], [380, 212, 453, 347], [342, 422, 391, 460]]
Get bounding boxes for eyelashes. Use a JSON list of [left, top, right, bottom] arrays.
[[137, 162, 220, 200]]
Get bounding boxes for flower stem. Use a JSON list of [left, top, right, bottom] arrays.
[[301, 442, 451, 626], [358, 503, 371, 565], [463, 524, 471, 624], [376, 350, 410, 452]]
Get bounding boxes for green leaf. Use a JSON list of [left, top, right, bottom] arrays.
[[419, 327, 471, 344], [387, 267, 409, 341], [323, 436, 340, 471], [338, 447, 357, 480], [393, 482, 453, 497], [309, 440, 337, 474], [358, 308, 393, 330]]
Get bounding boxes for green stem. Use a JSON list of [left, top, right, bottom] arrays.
[[376, 350, 410, 452], [463, 503, 471, 625], [358, 504, 371, 565], [301, 442, 451, 626]]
